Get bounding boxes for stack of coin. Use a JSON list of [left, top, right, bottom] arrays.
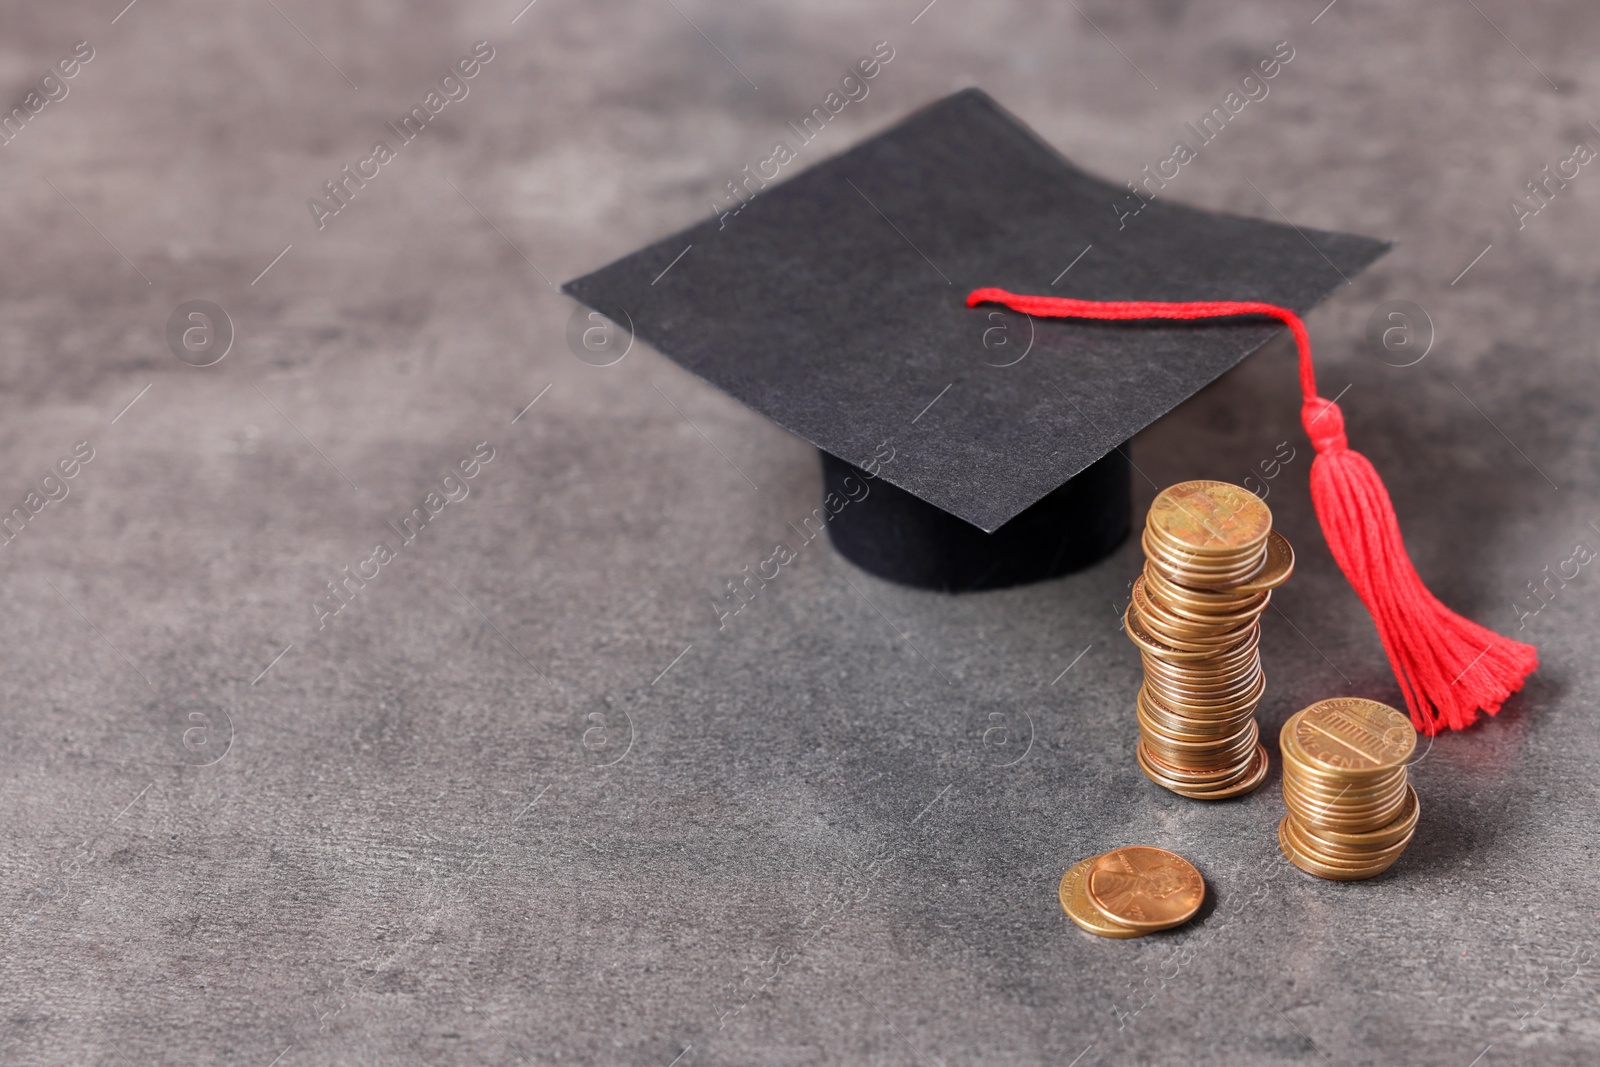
[[1124, 480, 1294, 799], [1278, 697, 1420, 880], [1058, 846, 1206, 939]]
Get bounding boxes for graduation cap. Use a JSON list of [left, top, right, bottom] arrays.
[[564, 88, 1536, 734]]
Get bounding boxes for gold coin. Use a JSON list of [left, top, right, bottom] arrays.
[[1287, 698, 1416, 775], [1086, 847, 1206, 931], [1147, 482, 1271, 553], [1059, 857, 1144, 939]]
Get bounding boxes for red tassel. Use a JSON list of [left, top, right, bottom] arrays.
[[966, 287, 1538, 735]]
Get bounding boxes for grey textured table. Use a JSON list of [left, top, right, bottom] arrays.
[[2, 2, 1596, 1064]]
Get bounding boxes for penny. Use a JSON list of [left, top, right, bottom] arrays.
[[1282, 772, 1406, 803], [1125, 608, 1243, 663], [1136, 619, 1259, 655], [1172, 744, 1270, 800], [1138, 703, 1257, 743], [1273, 764, 1401, 796], [1138, 741, 1264, 797], [1284, 791, 1409, 833], [1142, 673, 1264, 716], [1138, 741, 1256, 785], [1142, 646, 1261, 680], [1085, 846, 1206, 932], [1132, 581, 1259, 637], [1059, 857, 1144, 939], [1143, 738, 1260, 780], [1282, 784, 1408, 824], [1150, 586, 1272, 626], [1138, 712, 1258, 754], [1152, 681, 1260, 713], [1290, 823, 1416, 865], [1279, 818, 1401, 881], [1143, 664, 1263, 697], [1281, 813, 1415, 868], [1289, 697, 1417, 774], [1287, 785, 1419, 848], [1143, 535, 1264, 573], [1143, 561, 1264, 599], [1230, 531, 1296, 594], [1142, 702, 1261, 737], [1147, 481, 1272, 553], [1142, 536, 1268, 587]]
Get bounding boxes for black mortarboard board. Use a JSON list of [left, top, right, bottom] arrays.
[[563, 89, 1388, 591]]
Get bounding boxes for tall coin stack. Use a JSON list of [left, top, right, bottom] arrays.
[[1125, 480, 1294, 800], [1279, 697, 1420, 880]]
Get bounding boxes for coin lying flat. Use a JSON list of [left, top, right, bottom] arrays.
[[1147, 480, 1272, 554], [1288, 697, 1416, 775], [1085, 846, 1205, 932], [1059, 857, 1144, 939]]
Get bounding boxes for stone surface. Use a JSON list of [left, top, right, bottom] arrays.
[[1, 2, 1596, 1065]]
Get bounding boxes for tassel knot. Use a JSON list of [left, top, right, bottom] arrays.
[[1302, 396, 1347, 453]]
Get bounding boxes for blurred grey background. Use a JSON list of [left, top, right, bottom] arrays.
[[1, 1, 1596, 1064]]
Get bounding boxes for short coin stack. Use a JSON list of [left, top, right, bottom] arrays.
[[1279, 697, 1420, 880], [1058, 846, 1205, 939], [1125, 480, 1294, 799]]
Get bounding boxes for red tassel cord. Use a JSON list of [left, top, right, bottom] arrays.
[[966, 287, 1539, 735]]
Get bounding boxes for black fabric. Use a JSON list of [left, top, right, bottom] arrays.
[[822, 448, 1131, 591], [563, 87, 1388, 533]]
